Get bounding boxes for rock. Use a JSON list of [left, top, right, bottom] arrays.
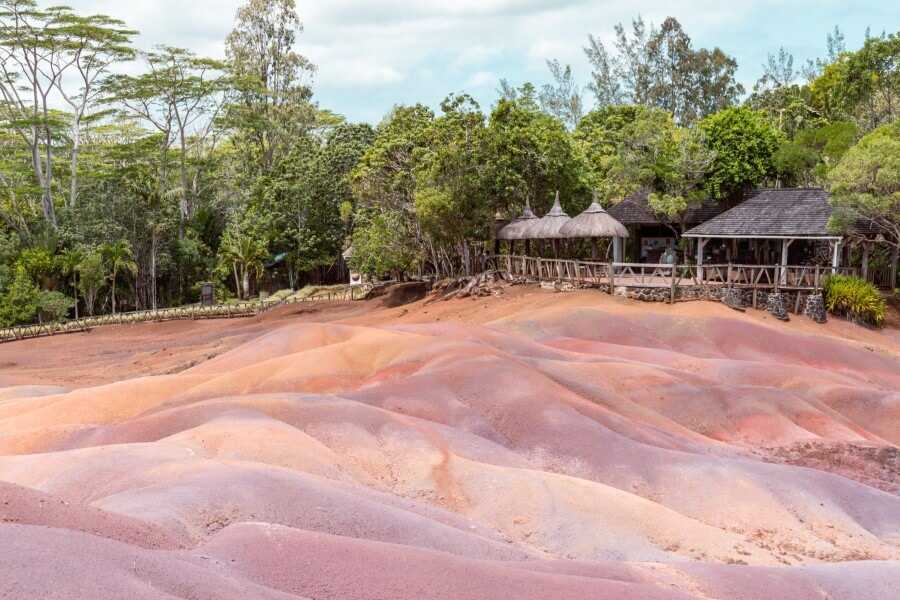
[[804, 293, 827, 324], [382, 282, 428, 308], [722, 287, 745, 311], [767, 292, 790, 321]]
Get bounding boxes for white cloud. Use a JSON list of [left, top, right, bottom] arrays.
[[64, 0, 886, 122]]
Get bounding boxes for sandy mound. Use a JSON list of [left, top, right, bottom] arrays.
[[1, 288, 899, 598]]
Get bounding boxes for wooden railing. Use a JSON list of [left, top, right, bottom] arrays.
[[0, 285, 369, 344], [490, 255, 859, 292]]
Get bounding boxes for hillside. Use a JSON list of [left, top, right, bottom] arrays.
[[1, 288, 898, 599]]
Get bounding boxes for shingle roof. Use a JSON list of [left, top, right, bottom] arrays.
[[683, 188, 840, 239], [607, 190, 724, 226]]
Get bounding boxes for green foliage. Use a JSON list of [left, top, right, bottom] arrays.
[[0, 266, 40, 326], [700, 107, 782, 200], [349, 211, 417, 279], [824, 275, 886, 327], [827, 120, 900, 248], [584, 17, 743, 124], [38, 290, 75, 323], [77, 251, 106, 316], [485, 98, 586, 217]]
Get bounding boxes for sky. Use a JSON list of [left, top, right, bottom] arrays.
[[71, 1, 898, 124]]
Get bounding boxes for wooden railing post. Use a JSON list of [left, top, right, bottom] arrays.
[[608, 263, 615, 295]]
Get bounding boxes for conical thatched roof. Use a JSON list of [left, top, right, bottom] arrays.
[[559, 193, 629, 239], [497, 200, 539, 240], [526, 191, 572, 239]]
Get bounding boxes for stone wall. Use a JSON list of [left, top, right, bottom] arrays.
[[611, 284, 824, 323]]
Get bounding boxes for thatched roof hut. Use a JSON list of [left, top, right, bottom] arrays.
[[526, 192, 571, 239], [560, 194, 629, 239], [497, 201, 539, 240]]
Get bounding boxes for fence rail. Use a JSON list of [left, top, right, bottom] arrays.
[[0, 285, 368, 345], [490, 255, 858, 293]]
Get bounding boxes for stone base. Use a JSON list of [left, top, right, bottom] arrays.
[[804, 293, 827, 324], [767, 292, 790, 321], [721, 287, 744, 311]]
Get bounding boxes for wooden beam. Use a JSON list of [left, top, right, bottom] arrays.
[[861, 242, 870, 281]]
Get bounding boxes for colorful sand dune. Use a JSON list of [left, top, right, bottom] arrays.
[[1, 291, 898, 599]]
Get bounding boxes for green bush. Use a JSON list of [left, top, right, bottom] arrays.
[[823, 275, 886, 327], [38, 290, 75, 323], [0, 266, 40, 326]]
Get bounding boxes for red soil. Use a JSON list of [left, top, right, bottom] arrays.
[[1, 287, 899, 599]]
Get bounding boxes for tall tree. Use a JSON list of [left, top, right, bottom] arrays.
[[584, 16, 743, 124], [100, 239, 137, 314], [104, 47, 227, 234], [699, 107, 782, 201], [224, 0, 317, 175], [539, 60, 584, 130]]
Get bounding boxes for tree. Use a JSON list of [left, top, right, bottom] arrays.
[[483, 98, 586, 218], [57, 247, 82, 318], [699, 107, 782, 201], [0, 264, 39, 325], [224, 0, 317, 175], [76, 250, 104, 316], [828, 120, 900, 256], [37, 289, 73, 322], [539, 60, 584, 129], [349, 210, 416, 279], [811, 33, 900, 132], [52, 13, 136, 209], [584, 16, 743, 123], [103, 46, 227, 234], [218, 210, 269, 299], [100, 239, 137, 314], [756, 47, 796, 91]]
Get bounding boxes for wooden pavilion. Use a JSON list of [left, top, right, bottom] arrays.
[[683, 188, 848, 280], [608, 190, 724, 263]]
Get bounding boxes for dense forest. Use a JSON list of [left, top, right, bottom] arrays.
[[0, 0, 898, 325]]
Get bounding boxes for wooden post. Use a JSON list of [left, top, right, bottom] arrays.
[[670, 260, 677, 304], [696, 238, 708, 284], [780, 238, 794, 285], [861, 242, 870, 281], [608, 262, 615, 295], [831, 240, 842, 273], [891, 245, 899, 290], [752, 288, 758, 309]]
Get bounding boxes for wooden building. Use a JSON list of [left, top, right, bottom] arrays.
[[683, 188, 845, 276], [607, 190, 724, 263]]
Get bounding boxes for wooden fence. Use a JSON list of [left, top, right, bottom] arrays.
[[0, 285, 368, 344], [492, 255, 858, 293]]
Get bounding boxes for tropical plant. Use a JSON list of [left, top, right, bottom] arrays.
[[100, 240, 138, 314], [0, 265, 40, 326], [77, 251, 106, 316], [57, 248, 84, 318], [823, 275, 886, 327], [37, 290, 74, 323], [218, 226, 268, 300]]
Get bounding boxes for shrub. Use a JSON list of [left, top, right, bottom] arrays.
[[38, 290, 75, 323], [823, 275, 886, 327], [0, 266, 40, 326]]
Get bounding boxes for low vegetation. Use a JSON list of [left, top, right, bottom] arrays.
[[824, 275, 887, 327]]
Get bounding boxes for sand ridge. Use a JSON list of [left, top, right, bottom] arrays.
[[1, 288, 899, 599]]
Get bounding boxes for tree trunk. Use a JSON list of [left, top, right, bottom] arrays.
[[242, 267, 250, 300], [72, 273, 79, 320], [111, 268, 118, 315], [232, 263, 241, 299], [69, 124, 81, 208]]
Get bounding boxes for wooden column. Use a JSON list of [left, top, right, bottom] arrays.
[[780, 238, 794, 285], [613, 237, 624, 263], [696, 238, 708, 283], [891, 244, 899, 289], [861, 242, 870, 281], [831, 240, 842, 273]]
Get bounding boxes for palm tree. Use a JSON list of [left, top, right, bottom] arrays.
[[101, 240, 138, 315], [219, 233, 267, 300], [57, 248, 83, 319]]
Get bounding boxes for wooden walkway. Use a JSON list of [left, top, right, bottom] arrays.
[[492, 255, 858, 292], [0, 287, 367, 344]]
